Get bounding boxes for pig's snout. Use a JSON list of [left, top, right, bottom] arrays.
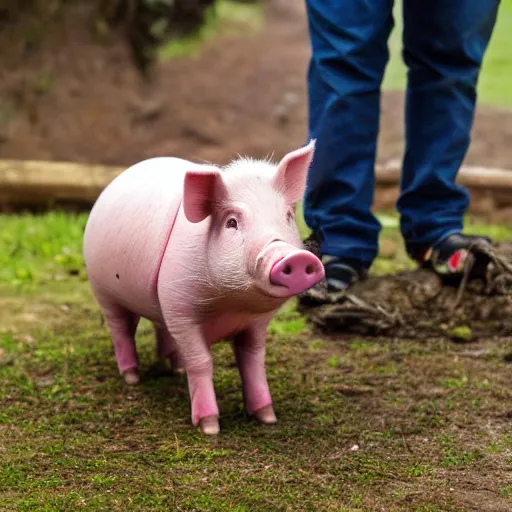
[[270, 250, 324, 295]]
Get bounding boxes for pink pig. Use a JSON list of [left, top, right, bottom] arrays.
[[83, 140, 324, 434]]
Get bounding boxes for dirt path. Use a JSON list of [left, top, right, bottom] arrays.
[[1, 1, 511, 172]]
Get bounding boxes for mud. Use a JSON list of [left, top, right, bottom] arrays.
[[299, 240, 512, 341]]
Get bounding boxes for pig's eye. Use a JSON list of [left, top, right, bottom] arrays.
[[287, 209, 295, 223], [226, 218, 238, 230]]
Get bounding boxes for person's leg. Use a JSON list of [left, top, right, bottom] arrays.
[[398, 0, 500, 263], [303, 0, 395, 288]]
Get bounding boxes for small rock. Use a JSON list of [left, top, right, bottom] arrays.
[[349, 444, 359, 451]]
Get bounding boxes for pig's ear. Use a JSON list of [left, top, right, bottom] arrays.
[[183, 166, 224, 223], [272, 139, 316, 204]]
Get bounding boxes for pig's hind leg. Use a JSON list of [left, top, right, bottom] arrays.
[[154, 324, 186, 375], [100, 302, 141, 385]]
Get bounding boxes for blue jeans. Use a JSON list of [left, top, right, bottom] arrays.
[[303, 0, 500, 268]]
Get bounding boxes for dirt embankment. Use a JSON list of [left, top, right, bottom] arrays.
[[0, 0, 511, 218]]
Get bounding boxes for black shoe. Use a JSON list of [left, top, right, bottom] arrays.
[[302, 231, 323, 259], [412, 233, 493, 278], [323, 256, 367, 291], [302, 232, 366, 292]]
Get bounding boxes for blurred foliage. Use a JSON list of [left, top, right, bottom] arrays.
[[0, 0, 261, 76], [97, 0, 218, 75], [383, 2, 512, 107]]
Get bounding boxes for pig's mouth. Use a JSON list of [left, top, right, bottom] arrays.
[[258, 242, 325, 298]]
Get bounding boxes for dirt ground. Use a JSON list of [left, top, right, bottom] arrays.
[[299, 237, 512, 341], [1, 1, 512, 177], [1, 5, 512, 508], [1, 212, 512, 512]]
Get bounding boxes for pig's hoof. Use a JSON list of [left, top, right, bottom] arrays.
[[199, 415, 220, 435], [166, 355, 186, 376], [123, 369, 140, 385], [253, 404, 277, 425]]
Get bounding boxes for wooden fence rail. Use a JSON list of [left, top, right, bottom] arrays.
[[1, 158, 512, 208]]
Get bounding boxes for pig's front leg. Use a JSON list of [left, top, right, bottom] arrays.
[[167, 322, 220, 435], [233, 319, 277, 425]]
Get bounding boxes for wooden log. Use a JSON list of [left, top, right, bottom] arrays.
[[1, 158, 512, 208], [0, 160, 123, 206], [375, 160, 512, 190]]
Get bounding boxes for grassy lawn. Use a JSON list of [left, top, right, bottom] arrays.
[[1, 2, 512, 510], [1, 212, 512, 511], [383, 1, 512, 108]]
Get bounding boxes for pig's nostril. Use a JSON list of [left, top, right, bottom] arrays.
[[269, 252, 324, 293]]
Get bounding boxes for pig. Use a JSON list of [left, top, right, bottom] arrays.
[[83, 140, 324, 435]]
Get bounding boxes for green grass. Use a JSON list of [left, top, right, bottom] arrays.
[[158, 0, 264, 61], [0, 212, 87, 288], [3, 209, 512, 291], [383, 2, 512, 107], [2, 3, 511, 507], [1, 211, 512, 510], [2, 207, 512, 293]]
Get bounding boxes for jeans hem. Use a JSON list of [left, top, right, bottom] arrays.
[[404, 228, 462, 256], [320, 242, 377, 269]]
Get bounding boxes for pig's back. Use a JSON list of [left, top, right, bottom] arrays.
[[83, 157, 189, 320]]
